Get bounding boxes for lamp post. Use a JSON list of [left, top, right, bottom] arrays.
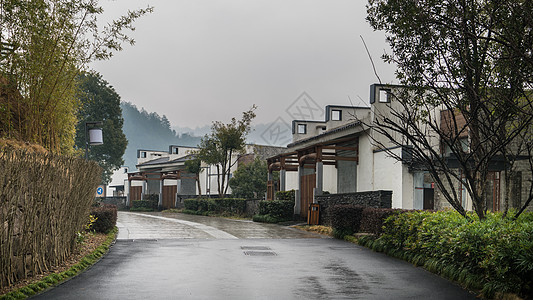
[[85, 121, 103, 160]]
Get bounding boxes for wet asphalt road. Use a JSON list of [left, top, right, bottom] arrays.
[[34, 212, 477, 299]]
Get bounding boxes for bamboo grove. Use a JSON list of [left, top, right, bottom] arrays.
[[0, 0, 152, 153]]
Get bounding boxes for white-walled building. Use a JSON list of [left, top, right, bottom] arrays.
[[268, 83, 532, 219], [126, 144, 284, 208], [106, 166, 130, 197]]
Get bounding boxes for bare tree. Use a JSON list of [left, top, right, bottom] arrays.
[[365, 0, 533, 219]]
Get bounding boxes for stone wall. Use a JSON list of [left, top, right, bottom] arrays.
[[100, 197, 127, 210], [175, 194, 198, 208], [245, 199, 261, 217], [316, 190, 392, 225]]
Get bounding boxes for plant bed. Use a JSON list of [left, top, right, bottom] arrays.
[[0, 228, 117, 299], [294, 225, 333, 236], [335, 210, 533, 299]]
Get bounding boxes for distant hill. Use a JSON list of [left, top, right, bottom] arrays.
[[121, 102, 292, 170], [121, 102, 202, 170], [172, 119, 292, 148]]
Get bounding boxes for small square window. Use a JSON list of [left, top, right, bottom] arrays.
[[379, 89, 391, 103], [331, 110, 342, 121], [140, 151, 146, 158], [297, 124, 307, 134], [173, 147, 179, 154]]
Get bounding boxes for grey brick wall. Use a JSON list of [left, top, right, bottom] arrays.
[[316, 190, 392, 225]]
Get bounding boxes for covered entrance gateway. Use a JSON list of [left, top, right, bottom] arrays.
[[127, 170, 197, 209], [267, 136, 359, 220]]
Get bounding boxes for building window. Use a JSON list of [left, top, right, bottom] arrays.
[[297, 124, 307, 134], [173, 147, 179, 154], [379, 89, 391, 103], [331, 110, 342, 121], [140, 151, 146, 158], [124, 167, 128, 173]]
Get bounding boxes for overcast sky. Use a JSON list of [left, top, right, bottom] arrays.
[[91, 0, 397, 130]]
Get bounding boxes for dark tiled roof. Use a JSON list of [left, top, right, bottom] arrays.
[[136, 154, 197, 168], [137, 157, 171, 166], [287, 120, 363, 148]]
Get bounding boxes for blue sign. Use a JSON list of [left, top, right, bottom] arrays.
[[96, 187, 104, 196]]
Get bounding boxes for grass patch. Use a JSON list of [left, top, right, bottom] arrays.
[[128, 207, 156, 212], [294, 225, 333, 236], [161, 208, 182, 213], [0, 228, 117, 299], [252, 214, 283, 223]]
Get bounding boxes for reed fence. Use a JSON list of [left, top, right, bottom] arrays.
[[0, 147, 101, 288]]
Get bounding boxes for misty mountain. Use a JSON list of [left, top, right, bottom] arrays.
[[121, 102, 202, 170], [120, 102, 292, 170], [172, 120, 292, 148]]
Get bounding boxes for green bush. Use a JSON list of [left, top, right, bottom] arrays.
[[373, 210, 533, 298], [208, 198, 247, 214], [90, 204, 117, 233], [329, 205, 365, 238], [184, 198, 209, 212], [254, 200, 293, 223], [275, 190, 295, 201], [130, 196, 158, 211]]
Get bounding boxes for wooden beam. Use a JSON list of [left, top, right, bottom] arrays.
[[322, 146, 358, 151], [322, 155, 358, 161]]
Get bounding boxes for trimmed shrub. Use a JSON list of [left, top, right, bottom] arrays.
[[130, 195, 158, 211], [275, 190, 295, 201], [359, 207, 406, 235], [208, 198, 247, 215], [130, 200, 153, 211], [90, 204, 117, 233], [254, 200, 293, 223], [329, 205, 364, 238], [372, 210, 533, 298]]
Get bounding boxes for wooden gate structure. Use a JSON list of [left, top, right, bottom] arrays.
[[130, 186, 142, 201], [162, 185, 177, 209], [127, 171, 195, 209], [300, 174, 316, 219], [267, 136, 359, 221]]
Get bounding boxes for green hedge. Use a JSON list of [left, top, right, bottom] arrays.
[[254, 200, 293, 223], [275, 190, 295, 201], [183, 198, 247, 216], [184, 198, 209, 212], [130, 194, 159, 211], [358, 210, 533, 298]]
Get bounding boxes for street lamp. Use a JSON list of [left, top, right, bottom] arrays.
[[85, 121, 103, 160]]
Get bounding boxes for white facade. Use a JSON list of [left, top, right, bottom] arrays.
[[106, 166, 129, 196], [269, 86, 427, 210]]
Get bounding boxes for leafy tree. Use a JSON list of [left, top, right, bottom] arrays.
[[366, 0, 533, 219], [75, 71, 127, 184], [229, 157, 268, 199], [197, 106, 257, 197], [0, 0, 152, 153], [184, 157, 202, 196]]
